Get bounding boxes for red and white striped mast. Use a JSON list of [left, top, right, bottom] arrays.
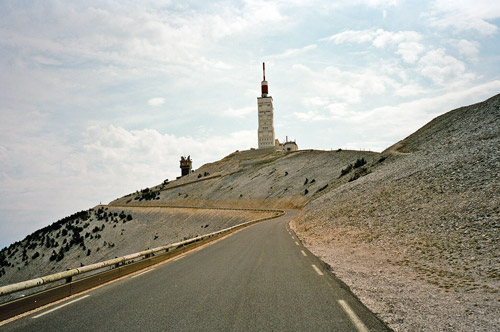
[[261, 62, 268, 97]]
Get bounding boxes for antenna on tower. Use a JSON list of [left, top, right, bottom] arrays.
[[260, 62, 269, 96]]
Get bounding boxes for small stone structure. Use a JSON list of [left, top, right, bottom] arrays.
[[283, 140, 298, 152], [276, 136, 298, 152], [180, 156, 192, 177]]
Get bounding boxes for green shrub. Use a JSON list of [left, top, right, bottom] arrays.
[[317, 184, 329, 192], [348, 166, 371, 182], [56, 249, 64, 262], [340, 164, 353, 177], [354, 158, 366, 168]]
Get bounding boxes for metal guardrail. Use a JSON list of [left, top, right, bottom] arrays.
[[0, 209, 284, 298]]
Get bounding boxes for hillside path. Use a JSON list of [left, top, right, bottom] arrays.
[[2, 210, 389, 332]]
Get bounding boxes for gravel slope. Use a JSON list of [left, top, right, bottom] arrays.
[[291, 93, 500, 331], [111, 149, 378, 209]]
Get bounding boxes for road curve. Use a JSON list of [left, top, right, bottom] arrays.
[[2, 210, 390, 332]]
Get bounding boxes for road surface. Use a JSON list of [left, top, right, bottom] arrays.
[[1, 210, 390, 331]]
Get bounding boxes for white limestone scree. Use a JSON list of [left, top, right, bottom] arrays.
[[257, 62, 275, 149]]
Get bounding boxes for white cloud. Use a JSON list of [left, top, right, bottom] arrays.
[[323, 29, 376, 44], [419, 48, 475, 86], [80, 125, 254, 179], [148, 97, 165, 106], [427, 0, 500, 35], [323, 29, 422, 48], [326, 103, 352, 118], [352, 0, 399, 7], [394, 83, 428, 97], [204, 0, 287, 40], [373, 30, 421, 48], [312, 65, 396, 102], [0, 1, 287, 76], [321, 80, 500, 143], [397, 42, 425, 63], [302, 96, 329, 107], [323, 29, 425, 63], [454, 39, 480, 62], [268, 44, 317, 59], [220, 106, 255, 118], [293, 110, 331, 122]]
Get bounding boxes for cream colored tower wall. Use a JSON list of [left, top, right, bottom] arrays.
[[257, 96, 275, 149]]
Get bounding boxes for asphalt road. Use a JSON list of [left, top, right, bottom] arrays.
[[1, 210, 390, 331]]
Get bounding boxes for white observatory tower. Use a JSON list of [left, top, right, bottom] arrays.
[[257, 62, 275, 149]]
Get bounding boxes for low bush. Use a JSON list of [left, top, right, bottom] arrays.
[[340, 164, 353, 177], [354, 157, 366, 168], [317, 184, 329, 193]]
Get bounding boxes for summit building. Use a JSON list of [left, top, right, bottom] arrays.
[[257, 63, 275, 149]]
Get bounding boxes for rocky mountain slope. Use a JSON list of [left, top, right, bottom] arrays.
[[0, 147, 376, 287], [291, 93, 500, 332], [110, 148, 378, 209]]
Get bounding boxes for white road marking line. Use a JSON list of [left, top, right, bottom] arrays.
[[131, 268, 155, 279], [338, 299, 370, 332], [32, 295, 90, 319], [173, 255, 185, 261], [312, 264, 323, 276], [301, 250, 307, 256], [295, 241, 300, 246], [291, 236, 295, 239]]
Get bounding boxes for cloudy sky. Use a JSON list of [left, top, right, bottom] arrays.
[[1, 0, 499, 249]]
